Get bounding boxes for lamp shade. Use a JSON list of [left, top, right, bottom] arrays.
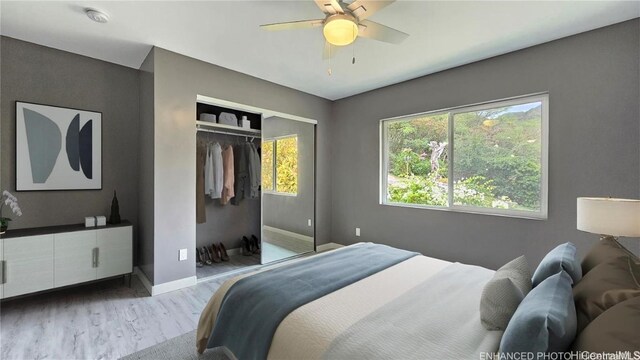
[[577, 197, 640, 237]]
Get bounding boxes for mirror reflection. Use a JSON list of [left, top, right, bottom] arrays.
[[261, 116, 315, 264]]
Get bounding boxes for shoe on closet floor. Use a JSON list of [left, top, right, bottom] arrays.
[[250, 235, 261, 254], [208, 244, 222, 263], [196, 248, 205, 267], [218, 243, 230, 261], [241, 236, 253, 256], [201, 246, 213, 265]]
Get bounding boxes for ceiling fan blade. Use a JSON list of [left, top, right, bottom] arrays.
[[358, 19, 408, 44], [322, 41, 340, 59], [260, 19, 325, 31], [314, 0, 344, 15], [347, 0, 395, 20]]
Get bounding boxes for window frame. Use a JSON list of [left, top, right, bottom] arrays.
[[263, 134, 299, 197], [379, 93, 549, 220]]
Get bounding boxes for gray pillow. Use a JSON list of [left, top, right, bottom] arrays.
[[532, 242, 582, 287], [500, 270, 577, 354], [480, 256, 532, 330]]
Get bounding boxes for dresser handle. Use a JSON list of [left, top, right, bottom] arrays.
[[92, 248, 99, 268], [0, 260, 5, 284]]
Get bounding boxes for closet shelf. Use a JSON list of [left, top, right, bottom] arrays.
[[196, 121, 261, 137]]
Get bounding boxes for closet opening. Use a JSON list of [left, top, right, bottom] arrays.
[[196, 101, 262, 281], [195, 95, 316, 282]]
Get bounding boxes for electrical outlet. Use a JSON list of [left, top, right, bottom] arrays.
[[355, 228, 361, 237], [179, 248, 188, 261], [308, 219, 312, 227]]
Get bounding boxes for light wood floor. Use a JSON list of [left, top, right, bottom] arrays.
[[0, 272, 242, 360]]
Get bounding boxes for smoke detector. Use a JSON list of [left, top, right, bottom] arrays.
[[85, 8, 110, 23]]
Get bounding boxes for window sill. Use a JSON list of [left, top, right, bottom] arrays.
[[381, 201, 547, 220]]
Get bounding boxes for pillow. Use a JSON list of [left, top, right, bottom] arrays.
[[571, 296, 640, 352], [532, 242, 582, 287], [480, 256, 532, 330], [581, 237, 639, 275], [572, 255, 640, 332], [500, 271, 577, 354]]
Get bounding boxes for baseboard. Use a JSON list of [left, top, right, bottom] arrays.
[[133, 267, 197, 296], [133, 243, 344, 295], [151, 276, 197, 296], [317, 242, 344, 252], [133, 267, 153, 295]]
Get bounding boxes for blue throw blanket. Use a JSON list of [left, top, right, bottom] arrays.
[[207, 243, 418, 359]]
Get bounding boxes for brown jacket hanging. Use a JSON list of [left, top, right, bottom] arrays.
[[221, 145, 235, 205]]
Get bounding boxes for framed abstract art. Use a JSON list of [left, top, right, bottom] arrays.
[[15, 101, 102, 191]]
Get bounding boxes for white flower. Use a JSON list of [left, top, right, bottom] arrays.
[[3, 191, 16, 202], [10, 203, 21, 215], [11, 203, 22, 214], [2, 190, 21, 217]]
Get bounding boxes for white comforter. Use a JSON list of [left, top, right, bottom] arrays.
[[197, 246, 503, 359]]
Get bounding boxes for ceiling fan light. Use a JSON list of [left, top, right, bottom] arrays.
[[323, 15, 358, 46]]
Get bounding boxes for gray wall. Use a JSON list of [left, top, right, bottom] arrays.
[[138, 49, 155, 281], [3, 18, 637, 286], [0, 37, 140, 237], [263, 116, 316, 238], [147, 47, 332, 285], [195, 135, 261, 251], [330, 19, 640, 270]]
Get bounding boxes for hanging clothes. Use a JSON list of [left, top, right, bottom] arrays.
[[248, 142, 261, 199], [221, 145, 235, 205], [196, 141, 207, 223], [211, 142, 223, 199], [204, 143, 214, 197], [231, 143, 249, 206]]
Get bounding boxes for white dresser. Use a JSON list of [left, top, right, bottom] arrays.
[[0, 221, 132, 299]]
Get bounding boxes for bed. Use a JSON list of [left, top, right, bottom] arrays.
[[196, 243, 503, 359], [196, 237, 640, 359]]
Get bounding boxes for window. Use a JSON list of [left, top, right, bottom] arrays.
[[262, 135, 298, 195], [381, 94, 548, 219], [262, 140, 275, 191]]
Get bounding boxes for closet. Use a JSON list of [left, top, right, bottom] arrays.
[[195, 95, 316, 280]]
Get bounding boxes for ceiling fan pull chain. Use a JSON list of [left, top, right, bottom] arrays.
[[352, 27, 356, 65], [328, 44, 333, 76]]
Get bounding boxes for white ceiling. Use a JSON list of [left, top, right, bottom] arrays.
[[1, 1, 638, 100]]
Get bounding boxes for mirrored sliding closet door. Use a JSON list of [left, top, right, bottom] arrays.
[[261, 116, 315, 264]]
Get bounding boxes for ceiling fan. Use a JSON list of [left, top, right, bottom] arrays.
[[260, 0, 409, 59]]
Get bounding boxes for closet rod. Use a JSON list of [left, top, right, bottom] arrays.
[[196, 127, 261, 139]]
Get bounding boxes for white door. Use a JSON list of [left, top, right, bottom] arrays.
[[96, 227, 132, 279], [3, 235, 54, 298], [54, 230, 97, 287]]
